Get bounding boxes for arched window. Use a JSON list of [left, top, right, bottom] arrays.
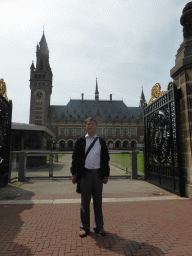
[[123, 141, 129, 148], [131, 140, 137, 148], [68, 140, 73, 148], [115, 140, 121, 148], [59, 140, 65, 149], [107, 140, 114, 148]]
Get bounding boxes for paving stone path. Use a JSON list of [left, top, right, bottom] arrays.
[[1, 155, 192, 255]]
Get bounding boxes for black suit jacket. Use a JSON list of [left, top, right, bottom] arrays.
[[71, 136, 110, 178]]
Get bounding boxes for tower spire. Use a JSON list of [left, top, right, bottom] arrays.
[[95, 78, 99, 102], [139, 87, 146, 107], [39, 30, 49, 56]]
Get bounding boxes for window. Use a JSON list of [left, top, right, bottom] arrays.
[[60, 128, 65, 135], [103, 128, 106, 135], [36, 107, 42, 110], [97, 128, 102, 136], [108, 128, 113, 136], [76, 128, 81, 136], [116, 128, 120, 136], [36, 120, 42, 125], [130, 128, 136, 135], [40, 59, 43, 70], [35, 116, 42, 120], [68, 128, 73, 135], [36, 102, 42, 105], [123, 128, 128, 136], [35, 111, 42, 115]]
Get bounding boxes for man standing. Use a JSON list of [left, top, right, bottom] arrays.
[[71, 117, 110, 237]]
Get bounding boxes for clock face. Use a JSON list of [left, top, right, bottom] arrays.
[[36, 92, 43, 99]]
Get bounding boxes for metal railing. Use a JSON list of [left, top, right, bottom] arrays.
[[9, 150, 144, 181]]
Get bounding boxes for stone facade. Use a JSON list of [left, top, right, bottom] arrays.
[[170, 2, 192, 198], [29, 33, 146, 150]]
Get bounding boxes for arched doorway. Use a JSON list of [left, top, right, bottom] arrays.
[[131, 140, 137, 149], [123, 140, 129, 148], [59, 140, 65, 150], [68, 140, 73, 148], [107, 140, 114, 149], [115, 140, 121, 148]]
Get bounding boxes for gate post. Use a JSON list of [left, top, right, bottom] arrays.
[[170, 2, 192, 197], [8, 152, 14, 182], [49, 153, 53, 178], [54, 154, 58, 162], [0, 80, 12, 187], [131, 151, 137, 179], [18, 152, 26, 181]]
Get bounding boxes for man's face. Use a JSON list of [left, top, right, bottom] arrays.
[[85, 121, 98, 134]]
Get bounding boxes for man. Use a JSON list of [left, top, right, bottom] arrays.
[[71, 117, 110, 237]]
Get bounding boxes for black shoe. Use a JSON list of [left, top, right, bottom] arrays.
[[79, 229, 89, 237], [94, 228, 106, 236]]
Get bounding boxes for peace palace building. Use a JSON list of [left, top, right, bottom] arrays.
[[29, 33, 146, 150]]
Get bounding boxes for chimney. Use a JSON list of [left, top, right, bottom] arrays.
[[81, 93, 84, 100], [110, 94, 112, 101]]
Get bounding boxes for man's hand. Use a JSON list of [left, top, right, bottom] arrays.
[[102, 177, 108, 184], [71, 175, 76, 184]]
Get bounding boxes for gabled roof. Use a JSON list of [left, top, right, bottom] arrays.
[[48, 99, 143, 121]]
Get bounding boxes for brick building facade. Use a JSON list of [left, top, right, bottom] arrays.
[[29, 33, 146, 150]]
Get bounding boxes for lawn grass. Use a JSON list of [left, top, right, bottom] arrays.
[[110, 154, 131, 169], [110, 153, 144, 173], [137, 154, 144, 173], [46, 154, 65, 161]]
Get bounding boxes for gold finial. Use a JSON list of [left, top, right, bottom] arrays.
[[148, 83, 167, 105], [0, 78, 8, 101]]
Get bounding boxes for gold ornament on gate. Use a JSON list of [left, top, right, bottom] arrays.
[[148, 83, 167, 105], [0, 78, 8, 101]]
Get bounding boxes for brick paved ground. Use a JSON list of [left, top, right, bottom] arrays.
[[0, 196, 192, 256], [1, 155, 192, 255], [0, 179, 192, 255]]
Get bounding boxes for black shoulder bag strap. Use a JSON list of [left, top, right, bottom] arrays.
[[85, 137, 99, 160]]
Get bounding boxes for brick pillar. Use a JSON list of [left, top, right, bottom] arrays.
[[170, 2, 192, 197]]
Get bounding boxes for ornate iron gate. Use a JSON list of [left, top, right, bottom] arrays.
[[0, 93, 12, 187], [144, 83, 185, 196]]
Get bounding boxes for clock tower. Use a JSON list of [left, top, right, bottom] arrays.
[[29, 32, 53, 125]]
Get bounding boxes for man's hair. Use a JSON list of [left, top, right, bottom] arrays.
[[85, 117, 98, 125]]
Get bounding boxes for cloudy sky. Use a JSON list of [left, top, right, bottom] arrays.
[[0, 0, 188, 123]]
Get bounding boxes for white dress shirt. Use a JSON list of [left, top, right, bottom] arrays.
[[85, 133, 101, 169]]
